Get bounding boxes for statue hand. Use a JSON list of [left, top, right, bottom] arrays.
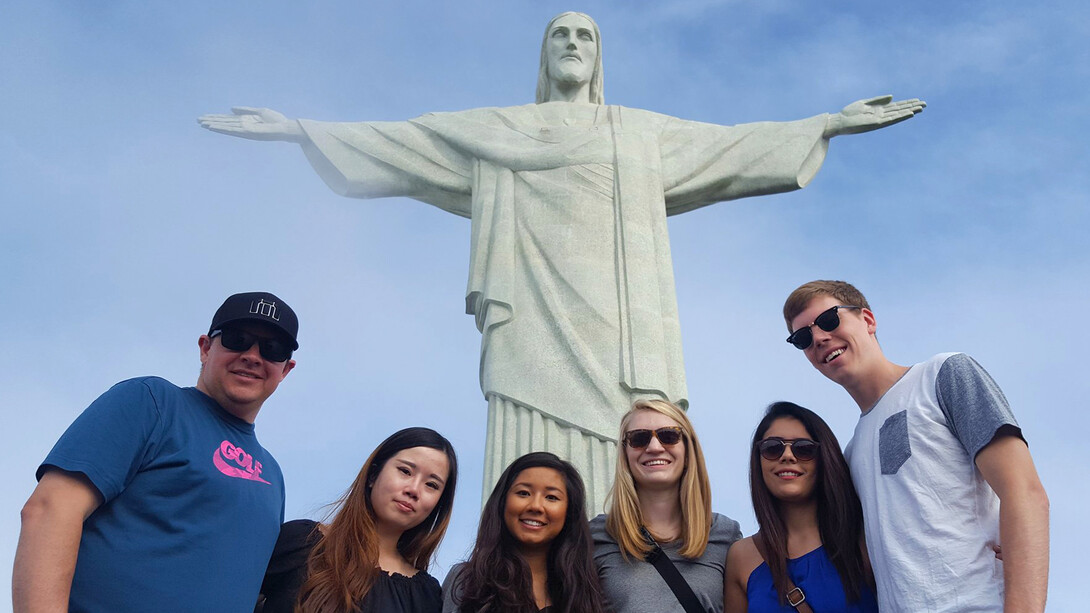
[[197, 107, 305, 142], [826, 95, 926, 138]]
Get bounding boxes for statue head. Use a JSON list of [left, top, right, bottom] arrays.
[[536, 12, 604, 104]]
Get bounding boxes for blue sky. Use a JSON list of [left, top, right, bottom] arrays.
[[2, 1, 1086, 608]]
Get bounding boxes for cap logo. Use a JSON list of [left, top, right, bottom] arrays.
[[250, 299, 280, 322]]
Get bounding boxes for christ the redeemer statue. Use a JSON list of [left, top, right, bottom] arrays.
[[200, 12, 924, 511]]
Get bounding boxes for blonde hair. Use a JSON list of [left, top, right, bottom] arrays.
[[604, 399, 713, 560]]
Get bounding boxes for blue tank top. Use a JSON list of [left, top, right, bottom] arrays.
[[746, 546, 878, 612]]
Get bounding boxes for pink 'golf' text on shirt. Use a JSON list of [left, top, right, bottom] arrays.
[[212, 440, 271, 484]]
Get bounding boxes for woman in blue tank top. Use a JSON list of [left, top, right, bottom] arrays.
[[724, 402, 877, 612]]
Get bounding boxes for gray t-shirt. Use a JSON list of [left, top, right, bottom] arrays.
[[440, 563, 466, 613], [845, 352, 1022, 612], [590, 512, 741, 613]]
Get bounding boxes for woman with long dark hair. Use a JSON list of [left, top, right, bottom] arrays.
[[592, 399, 742, 612], [257, 427, 458, 613], [724, 402, 876, 612], [442, 452, 605, 613]]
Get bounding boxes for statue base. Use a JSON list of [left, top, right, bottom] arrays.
[[483, 394, 618, 516]]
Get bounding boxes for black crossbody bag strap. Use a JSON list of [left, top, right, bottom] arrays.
[[640, 526, 706, 613]]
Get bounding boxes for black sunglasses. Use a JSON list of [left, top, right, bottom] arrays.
[[211, 328, 293, 362], [623, 427, 684, 449], [757, 437, 821, 461], [786, 305, 862, 350]]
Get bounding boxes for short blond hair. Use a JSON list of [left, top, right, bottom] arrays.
[[783, 280, 870, 333], [604, 399, 712, 560]]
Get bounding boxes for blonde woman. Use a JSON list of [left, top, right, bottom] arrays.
[[590, 399, 742, 612]]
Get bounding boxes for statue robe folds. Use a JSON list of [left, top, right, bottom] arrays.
[[298, 102, 829, 509]]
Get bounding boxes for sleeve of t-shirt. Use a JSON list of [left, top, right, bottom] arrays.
[[935, 353, 1023, 459], [440, 562, 465, 613], [37, 378, 164, 502], [260, 519, 320, 599], [711, 512, 743, 550]]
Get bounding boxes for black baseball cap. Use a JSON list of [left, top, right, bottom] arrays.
[[208, 292, 299, 350]]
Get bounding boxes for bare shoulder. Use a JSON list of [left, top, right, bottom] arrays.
[[726, 535, 763, 579]]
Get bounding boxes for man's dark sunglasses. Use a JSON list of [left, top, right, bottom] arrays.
[[623, 426, 684, 449], [786, 305, 863, 350], [757, 437, 821, 461], [211, 328, 293, 362]]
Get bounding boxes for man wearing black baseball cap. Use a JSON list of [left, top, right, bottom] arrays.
[[14, 292, 298, 612]]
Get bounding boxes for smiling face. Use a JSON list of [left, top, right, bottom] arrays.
[[789, 294, 878, 389], [624, 410, 686, 491], [196, 323, 295, 423], [759, 417, 819, 504], [545, 13, 598, 90], [503, 466, 568, 553], [369, 446, 450, 537]]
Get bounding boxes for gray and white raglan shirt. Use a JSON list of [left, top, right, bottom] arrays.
[[844, 353, 1022, 613]]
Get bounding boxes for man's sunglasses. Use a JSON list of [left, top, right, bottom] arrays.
[[786, 305, 863, 350], [757, 437, 821, 461], [211, 328, 293, 362], [623, 427, 684, 449]]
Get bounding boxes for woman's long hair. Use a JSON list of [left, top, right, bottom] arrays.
[[750, 402, 868, 605], [535, 11, 604, 104], [456, 452, 605, 613], [295, 427, 458, 612], [605, 399, 713, 560]]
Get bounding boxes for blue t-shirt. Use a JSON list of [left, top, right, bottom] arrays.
[[39, 376, 285, 613], [746, 546, 878, 613]]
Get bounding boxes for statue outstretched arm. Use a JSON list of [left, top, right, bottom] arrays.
[[197, 107, 306, 143], [824, 95, 926, 138]]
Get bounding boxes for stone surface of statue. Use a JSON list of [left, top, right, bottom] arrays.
[[199, 12, 924, 512]]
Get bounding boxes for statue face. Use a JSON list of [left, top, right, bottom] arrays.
[[545, 13, 598, 89]]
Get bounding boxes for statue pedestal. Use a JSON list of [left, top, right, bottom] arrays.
[[483, 394, 617, 515]]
